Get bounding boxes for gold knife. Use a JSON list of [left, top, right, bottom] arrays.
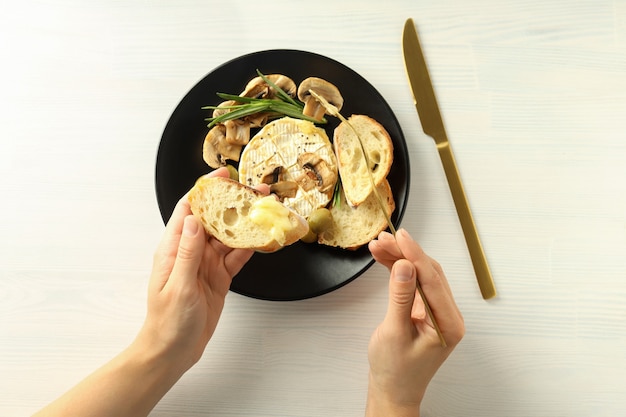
[[402, 18, 497, 299]]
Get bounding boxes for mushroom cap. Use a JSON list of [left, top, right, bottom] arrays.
[[297, 77, 344, 110], [212, 100, 238, 118], [224, 118, 251, 146], [203, 124, 243, 168], [241, 74, 297, 99]]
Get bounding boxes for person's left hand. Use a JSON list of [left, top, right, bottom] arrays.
[[135, 168, 259, 374]]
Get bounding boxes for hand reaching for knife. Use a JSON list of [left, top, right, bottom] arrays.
[[366, 229, 465, 416]]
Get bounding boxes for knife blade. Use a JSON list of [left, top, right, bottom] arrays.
[[402, 18, 497, 300]]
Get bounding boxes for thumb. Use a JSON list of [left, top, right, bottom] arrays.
[[169, 215, 205, 286], [386, 259, 417, 325]]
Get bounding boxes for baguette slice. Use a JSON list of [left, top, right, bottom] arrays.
[[188, 175, 308, 253], [333, 114, 394, 207], [318, 179, 395, 250]]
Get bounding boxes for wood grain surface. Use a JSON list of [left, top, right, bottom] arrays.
[[1, 1, 625, 416]]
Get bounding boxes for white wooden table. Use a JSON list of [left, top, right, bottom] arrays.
[[1, 1, 625, 416]]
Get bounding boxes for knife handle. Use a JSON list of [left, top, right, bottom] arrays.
[[436, 141, 497, 299]]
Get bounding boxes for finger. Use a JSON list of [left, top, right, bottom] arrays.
[[224, 248, 255, 277], [395, 229, 443, 293], [427, 255, 454, 299], [411, 288, 426, 321], [384, 259, 418, 331], [209, 167, 230, 178], [167, 215, 206, 289], [158, 196, 192, 254], [164, 168, 228, 235], [254, 183, 271, 195], [151, 196, 193, 292], [369, 231, 403, 270], [395, 229, 464, 338], [207, 238, 255, 278], [369, 240, 395, 270], [157, 169, 228, 257]]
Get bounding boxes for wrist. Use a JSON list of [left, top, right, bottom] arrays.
[[129, 329, 191, 383], [366, 373, 421, 417]]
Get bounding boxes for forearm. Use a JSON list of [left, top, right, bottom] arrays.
[[33, 339, 186, 417]]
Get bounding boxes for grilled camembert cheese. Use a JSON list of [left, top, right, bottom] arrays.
[[238, 117, 338, 219]]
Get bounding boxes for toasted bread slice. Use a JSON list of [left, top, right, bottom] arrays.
[[318, 179, 395, 250], [188, 176, 308, 252], [333, 115, 394, 207]]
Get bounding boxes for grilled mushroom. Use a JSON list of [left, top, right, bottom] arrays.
[[259, 165, 298, 200], [297, 77, 343, 121], [241, 74, 297, 99], [202, 124, 243, 168], [224, 118, 251, 146], [297, 152, 337, 193], [260, 165, 283, 184], [270, 180, 299, 200], [212, 100, 237, 118]]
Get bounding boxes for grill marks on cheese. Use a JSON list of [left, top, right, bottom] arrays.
[[239, 117, 338, 219]]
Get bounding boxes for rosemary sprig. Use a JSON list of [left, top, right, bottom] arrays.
[[332, 179, 342, 208], [202, 102, 269, 127], [256, 69, 300, 106], [202, 71, 326, 128]]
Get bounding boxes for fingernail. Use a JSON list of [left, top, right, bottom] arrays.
[[394, 261, 414, 282], [398, 228, 412, 240], [182, 216, 199, 237]]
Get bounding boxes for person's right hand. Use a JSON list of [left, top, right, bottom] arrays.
[[365, 229, 465, 416]]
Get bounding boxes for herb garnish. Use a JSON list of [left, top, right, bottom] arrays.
[[202, 70, 327, 128]]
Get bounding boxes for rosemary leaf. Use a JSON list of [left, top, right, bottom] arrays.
[[256, 69, 300, 106], [215, 93, 264, 104], [203, 71, 327, 127], [268, 102, 325, 124], [207, 103, 269, 128], [332, 180, 342, 208]]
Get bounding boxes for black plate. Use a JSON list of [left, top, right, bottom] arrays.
[[155, 50, 410, 301]]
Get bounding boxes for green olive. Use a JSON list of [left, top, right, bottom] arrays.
[[225, 165, 239, 181], [308, 208, 333, 234], [300, 228, 318, 244]]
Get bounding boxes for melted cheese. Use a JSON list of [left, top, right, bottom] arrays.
[[239, 117, 338, 219], [249, 196, 293, 245]]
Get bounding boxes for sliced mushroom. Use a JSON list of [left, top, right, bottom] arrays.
[[297, 77, 344, 121], [241, 74, 297, 99], [297, 152, 337, 193], [224, 118, 251, 146], [260, 164, 283, 184], [270, 180, 299, 200], [203, 124, 243, 168], [297, 171, 317, 192], [259, 165, 298, 200], [244, 112, 270, 128], [212, 100, 238, 118]]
